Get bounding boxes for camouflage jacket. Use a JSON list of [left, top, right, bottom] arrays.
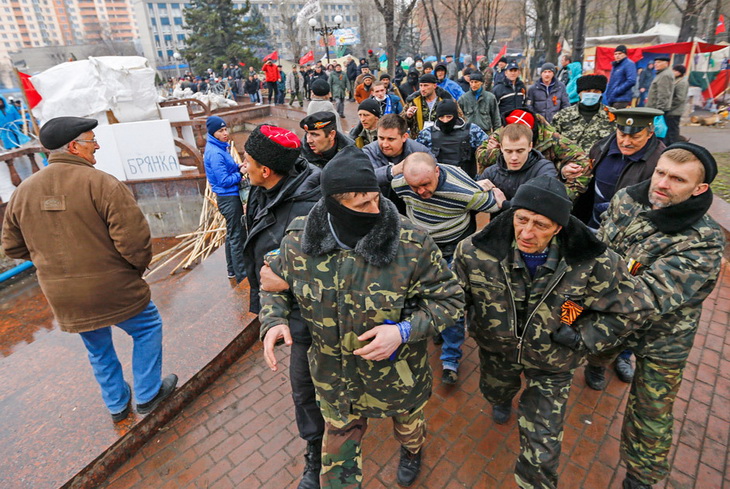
[[454, 209, 653, 373], [259, 197, 464, 419], [597, 182, 725, 362], [475, 114, 591, 200], [551, 104, 615, 153], [401, 91, 463, 136]]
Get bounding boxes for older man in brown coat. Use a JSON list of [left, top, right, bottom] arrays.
[[1, 116, 177, 422]]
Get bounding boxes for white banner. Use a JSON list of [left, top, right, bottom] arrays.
[[296, 0, 321, 25]]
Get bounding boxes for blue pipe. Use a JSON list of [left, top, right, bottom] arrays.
[[0, 261, 34, 283]]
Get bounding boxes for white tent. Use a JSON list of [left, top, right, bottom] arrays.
[[30, 56, 159, 124], [585, 23, 689, 48]]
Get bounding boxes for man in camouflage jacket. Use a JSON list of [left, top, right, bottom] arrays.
[[476, 108, 591, 200], [259, 146, 464, 488], [552, 74, 614, 153], [585, 143, 725, 489], [454, 176, 653, 489]]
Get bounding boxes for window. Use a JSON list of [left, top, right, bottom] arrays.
[[173, 16, 181, 24], [151, 17, 155, 25], [163, 33, 171, 41], [160, 16, 169, 24], [177, 33, 185, 41], [157, 2, 166, 8], [157, 49, 162, 58], [171, 3, 179, 7]]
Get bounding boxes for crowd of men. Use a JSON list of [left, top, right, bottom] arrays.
[[1, 44, 723, 489]]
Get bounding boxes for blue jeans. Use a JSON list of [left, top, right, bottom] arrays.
[[441, 254, 465, 371], [79, 301, 163, 413]]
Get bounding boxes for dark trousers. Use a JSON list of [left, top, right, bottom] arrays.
[[216, 195, 247, 283], [664, 115, 681, 145], [334, 96, 345, 117], [266, 81, 278, 104], [290, 341, 325, 442]]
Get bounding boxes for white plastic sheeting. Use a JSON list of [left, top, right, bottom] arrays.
[[30, 56, 159, 124]]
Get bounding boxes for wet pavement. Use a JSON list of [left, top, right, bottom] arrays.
[[96, 260, 730, 489], [0, 247, 256, 489]]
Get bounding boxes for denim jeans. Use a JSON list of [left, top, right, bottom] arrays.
[[441, 254, 465, 371], [79, 301, 163, 414]]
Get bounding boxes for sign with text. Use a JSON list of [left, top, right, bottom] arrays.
[[333, 27, 359, 46]]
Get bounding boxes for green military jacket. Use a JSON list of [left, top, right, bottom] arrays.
[[597, 182, 725, 362], [454, 210, 653, 373], [551, 104, 615, 153], [475, 113, 591, 200], [646, 67, 675, 112], [328, 71, 348, 99], [458, 89, 502, 134], [260, 198, 464, 419]]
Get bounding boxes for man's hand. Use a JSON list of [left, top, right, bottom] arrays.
[[486, 135, 500, 151], [561, 163, 584, 181], [551, 324, 583, 351], [259, 263, 289, 292], [492, 187, 507, 209], [476, 178, 495, 191], [353, 324, 403, 361], [263, 324, 292, 371], [406, 106, 417, 118], [391, 161, 404, 177]]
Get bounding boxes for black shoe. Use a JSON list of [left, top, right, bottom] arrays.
[[623, 473, 652, 489], [442, 368, 458, 385], [433, 333, 444, 345], [492, 402, 512, 424], [585, 365, 607, 391], [396, 446, 422, 487], [111, 382, 132, 423], [298, 438, 322, 489], [137, 374, 178, 414], [614, 356, 634, 383]]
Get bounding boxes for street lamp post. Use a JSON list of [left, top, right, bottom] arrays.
[[173, 52, 182, 79], [308, 15, 343, 65]]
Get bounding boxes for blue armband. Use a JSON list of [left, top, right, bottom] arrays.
[[397, 320, 411, 344]]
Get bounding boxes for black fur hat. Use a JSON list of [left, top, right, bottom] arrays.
[[576, 74, 608, 93], [244, 124, 301, 174]]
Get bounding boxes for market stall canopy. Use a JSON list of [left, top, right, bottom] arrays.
[[585, 23, 682, 48], [641, 41, 728, 55]]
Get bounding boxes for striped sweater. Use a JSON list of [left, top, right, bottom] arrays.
[[392, 164, 498, 246]]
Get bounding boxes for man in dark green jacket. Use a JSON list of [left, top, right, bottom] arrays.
[[586, 143, 725, 489], [454, 175, 653, 489], [260, 146, 464, 488]]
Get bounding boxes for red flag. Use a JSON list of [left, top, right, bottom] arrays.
[[18, 71, 42, 108], [489, 44, 508, 68], [299, 50, 314, 65], [263, 50, 279, 62], [238, 61, 246, 67], [716, 14, 726, 35]]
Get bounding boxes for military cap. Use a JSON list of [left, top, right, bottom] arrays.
[[419, 73, 438, 84], [300, 111, 337, 132], [609, 107, 664, 135], [39, 116, 98, 150], [506, 61, 520, 71]]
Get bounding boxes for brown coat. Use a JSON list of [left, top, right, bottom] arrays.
[[1, 153, 152, 333], [354, 83, 373, 104]]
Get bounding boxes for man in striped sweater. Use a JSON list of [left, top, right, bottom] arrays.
[[392, 152, 505, 384]]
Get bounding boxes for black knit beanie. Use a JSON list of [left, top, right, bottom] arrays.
[[320, 146, 379, 197], [664, 142, 718, 183], [510, 175, 572, 227]]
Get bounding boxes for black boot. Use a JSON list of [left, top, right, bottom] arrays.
[[298, 438, 322, 489], [623, 473, 652, 489], [397, 446, 422, 487], [492, 403, 512, 425], [614, 356, 635, 383], [585, 364, 607, 391]]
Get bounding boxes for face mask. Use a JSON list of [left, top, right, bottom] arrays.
[[325, 195, 380, 248], [436, 117, 457, 134], [580, 92, 601, 106]]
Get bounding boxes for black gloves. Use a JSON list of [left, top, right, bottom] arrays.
[[552, 324, 583, 350]]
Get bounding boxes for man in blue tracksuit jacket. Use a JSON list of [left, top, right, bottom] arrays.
[[204, 115, 247, 282], [604, 45, 637, 109]]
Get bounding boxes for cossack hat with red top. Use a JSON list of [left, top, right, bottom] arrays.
[[244, 124, 301, 173], [505, 109, 535, 129]]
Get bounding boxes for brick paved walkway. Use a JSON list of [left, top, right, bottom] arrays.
[[100, 262, 730, 489]]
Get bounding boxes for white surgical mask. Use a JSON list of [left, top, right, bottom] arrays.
[[580, 92, 601, 106]]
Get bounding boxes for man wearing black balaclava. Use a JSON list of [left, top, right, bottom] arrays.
[[414, 99, 488, 178], [259, 145, 464, 488]]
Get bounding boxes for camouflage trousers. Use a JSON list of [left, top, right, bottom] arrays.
[[318, 397, 426, 489], [479, 348, 574, 489], [588, 348, 686, 485]]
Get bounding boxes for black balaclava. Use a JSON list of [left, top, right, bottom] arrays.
[[435, 99, 459, 134], [320, 146, 381, 248]]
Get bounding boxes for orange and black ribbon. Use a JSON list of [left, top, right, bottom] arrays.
[[561, 299, 584, 325]]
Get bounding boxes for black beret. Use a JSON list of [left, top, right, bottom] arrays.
[[419, 73, 438, 84], [576, 74, 607, 93], [311, 79, 330, 96], [320, 145, 379, 197], [39, 117, 98, 150], [379, 73, 391, 80], [358, 99, 381, 117], [300, 111, 337, 132], [664, 142, 718, 183]]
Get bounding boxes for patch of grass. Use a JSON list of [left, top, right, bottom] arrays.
[[712, 152, 730, 203]]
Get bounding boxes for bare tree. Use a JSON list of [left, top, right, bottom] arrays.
[[278, 5, 305, 61], [372, 0, 419, 75], [439, 0, 481, 63], [534, 0, 561, 63], [471, 0, 501, 59], [674, 0, 714, 42], [422, 0, 444, 59]]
